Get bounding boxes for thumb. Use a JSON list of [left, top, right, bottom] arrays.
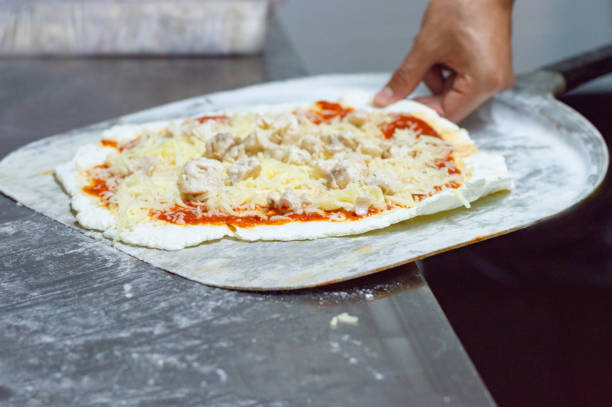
[[374, 48, 433, 107]]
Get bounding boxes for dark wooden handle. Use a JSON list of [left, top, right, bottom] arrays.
[[544, 44, 612, 94]]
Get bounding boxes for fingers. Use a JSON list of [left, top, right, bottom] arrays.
[[417, 68, 515, 122], [414, 73, 487, 123], [374, 47, 434, 107], [422, 64, 445, 95], [413, 95, 445, 117]]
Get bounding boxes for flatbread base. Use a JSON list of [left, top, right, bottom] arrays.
[[55, 95, 513, 250], [56, 149, 511, 250]]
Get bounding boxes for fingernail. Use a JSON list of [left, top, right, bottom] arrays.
[[374, 87, 393, 106]]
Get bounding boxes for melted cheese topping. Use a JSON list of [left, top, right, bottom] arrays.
[[82, 101, 472, 233]]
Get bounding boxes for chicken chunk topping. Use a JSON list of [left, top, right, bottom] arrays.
[[367, 168, 399, 195], [325, 154, 368, 189], [298, 133, 323, 155], [243, 131, 270, 155], [204, 133, 240, 160], [227, 157, 262, 184], [321, 134, 347, 154], [354, 195, 372, 216], [268, 145, 311, 165], [178, 158, 224, 196], [267, 190, 312, 214]]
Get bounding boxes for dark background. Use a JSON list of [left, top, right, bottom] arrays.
[[422, 93, 612, 407]]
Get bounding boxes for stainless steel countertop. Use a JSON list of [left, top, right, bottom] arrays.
[[0, 21, 495, 406]]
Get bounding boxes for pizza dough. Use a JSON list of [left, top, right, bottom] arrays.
[[55, 92, 512, 250]]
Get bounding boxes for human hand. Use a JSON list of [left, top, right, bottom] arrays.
[[374, 0, 515, 122]]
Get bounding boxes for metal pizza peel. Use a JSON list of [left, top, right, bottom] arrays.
[[0, 46, 609, 291]]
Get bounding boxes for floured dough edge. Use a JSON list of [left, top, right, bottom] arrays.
[[55, 93, 513, 250]]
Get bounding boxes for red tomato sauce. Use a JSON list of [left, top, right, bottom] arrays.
[[100, 138, 139, 152], [379, 114, 441, 139], [82, 165, 114, 207], [196, 114, 229, 124], [306, 101, 355, 124], [151, 204, 380, 228], [435, 154, 461, 175], [118, 138, 140, 152], [82, 179, 465, 225], [412, 181, 461, 202], [100, 139, 118, 148]]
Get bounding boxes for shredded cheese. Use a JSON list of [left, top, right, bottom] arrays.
[[87, 101, 471, 233]]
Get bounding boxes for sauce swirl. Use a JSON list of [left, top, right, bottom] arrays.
[[196, 114, 229, 124], [100, 139, 118, 148], [379, 114, 440, 139], [100, 138, 139, 152], [82, 165, 115, 207], [307, 101, 355, 124], [412, 181, 461, 201]]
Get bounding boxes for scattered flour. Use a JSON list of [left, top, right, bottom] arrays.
[[330, 312, 359, 329]]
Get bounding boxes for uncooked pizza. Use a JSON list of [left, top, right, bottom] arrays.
[[55, 92, 512, 250]]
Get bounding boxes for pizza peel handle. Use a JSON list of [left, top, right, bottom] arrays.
[[543, 43, 612, 95]]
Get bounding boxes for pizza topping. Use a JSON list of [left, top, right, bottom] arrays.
[[151, 204, 377, 228], [269, 112, 299, 133], [328, 155, 368, 189], [104, 151, 154, 177], [265, 191, 281, 208], [321, 133, 346, 154], [346, 111, 368, 127], [267, 190, 312, 214], [82, 165, 119, 206], [224, 144, 246, 161], [105, 152, 131, 176], [280, 131, 303, 146], [329, 164, 358, 189], [178, 158, 224, 196], [243, 131, 271, 154], [357, 138, 384, 158], [196, 114, 229, 124], [379, 114, 440, 139], [354, 195, 372, 216], [313, 159, 335, 178], [434, 153, 460, 175], [191, 119, 225, 142], [336, 132, 359, 151], [101, 139, 118, 148], [298, 134, 323, 155], [204, 133, 241, 161], [268, 145, 311, 165], [227, 157, 262, 184], [366, 168, 399, 195], [100, 138, 141, 153], [85, 100, 468, 232], [118, 137, 141, 153], [132, 156, 157, 177], [307, 101, 355, 124]]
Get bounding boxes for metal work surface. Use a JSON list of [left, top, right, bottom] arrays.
[[0, 22, 494, 406], [0, 71, 608, 290]]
